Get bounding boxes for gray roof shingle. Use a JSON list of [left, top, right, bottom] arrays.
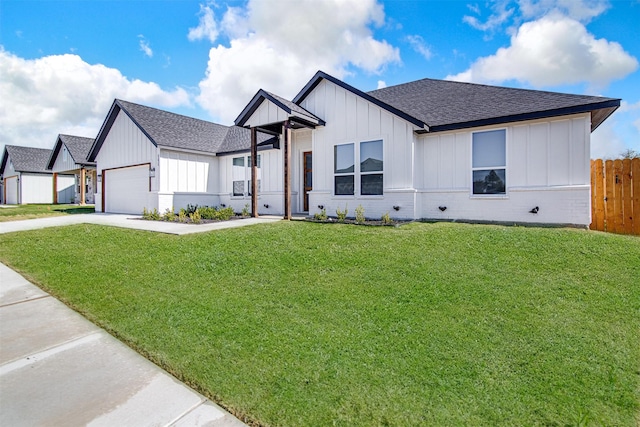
[[116, 100, 230, 154], [367, 78, 619, 131], [58, 134, 95, 165], [2, 145, 53, 174]]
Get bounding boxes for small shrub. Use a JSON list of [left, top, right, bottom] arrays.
[[147, 208, 161, 221], [162, 207, 174, 221], [142, 207, 150, 220], [314, 208, 328, 221], [242, 203, 250, 217], [381, 212, 392, 225], [216, 206, 235, 220], [355, 205, 365, 224], [336, 206, 348, 222], [178, 209, 188, 223], [198, 206, 217, 220], [189, 209, 202, 224]]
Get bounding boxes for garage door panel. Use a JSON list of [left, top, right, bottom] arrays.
[[105, 165, 149, 214]]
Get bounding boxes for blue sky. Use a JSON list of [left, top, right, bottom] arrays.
[[1, 0, 639, 159]]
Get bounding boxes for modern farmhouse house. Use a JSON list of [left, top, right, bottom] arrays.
[[1, 145, 74, 205], [47, 134, 97, 205], [88, 71, 619, 226]]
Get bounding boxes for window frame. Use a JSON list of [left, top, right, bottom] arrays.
[[470, 129, 507, 197], [333, 139, 384, 197], [231, 154, 261, 198]]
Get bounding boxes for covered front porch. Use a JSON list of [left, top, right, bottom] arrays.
[[234, 90, 324, 219]]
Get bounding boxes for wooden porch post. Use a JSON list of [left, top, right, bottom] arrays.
[[80, 168, 86, 205], [251, 127, 258, 218], [283, 120, 292, 220], [53, 173, 58, 204]]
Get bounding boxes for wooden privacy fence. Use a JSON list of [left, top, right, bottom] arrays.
[[590, 158, 640, 235]]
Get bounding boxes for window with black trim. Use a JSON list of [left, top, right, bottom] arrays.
[[232, 155, 261, 197], [472, 130, 506, 195], [360, 140, 383, 195], [334, 143, 354, 195]]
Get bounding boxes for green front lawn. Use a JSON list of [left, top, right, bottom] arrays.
[[0, 222, 638, 426], [0, 204, 94, 222]]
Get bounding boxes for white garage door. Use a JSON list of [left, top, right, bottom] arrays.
[[5, 176, 18, 205], [105, 165, 150, 214]]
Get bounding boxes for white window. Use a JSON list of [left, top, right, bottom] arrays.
[[334, 140, 383, 196], [472, 130, 506, 195], [231, 155, 261, 197]]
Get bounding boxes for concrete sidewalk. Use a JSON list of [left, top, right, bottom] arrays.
[[0, 263, 247, 426], [0, 213, 281, 235]]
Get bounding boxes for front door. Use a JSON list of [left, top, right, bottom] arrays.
[[303, 151, 312, 212]]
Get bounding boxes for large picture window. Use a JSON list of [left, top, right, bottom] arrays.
[[334, 140, 383, 196], [472, 130, 506, 195]]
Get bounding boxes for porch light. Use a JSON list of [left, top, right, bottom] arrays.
[[149, 167, 156, 178], [529, 206, 539, 214], [393, 205, 400, 211], [318, 205, 324, 210], [438, 206, 447, 212], [264, 204, 269, 208]]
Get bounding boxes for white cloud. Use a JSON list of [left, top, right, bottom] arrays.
[[406, 35, 432, 60], [0, 48, 190, 152], [138, 35, 153, 57], [463, 1, 515, 33], [188, 3, 219, 43], [377, 80, 387, 89], [591, 120, 629, 159], [517, 0, 609, 22], [194, 0, 400, 124], [448, 14, 638, 88]]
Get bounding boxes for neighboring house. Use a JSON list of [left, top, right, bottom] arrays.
[[86, 99, 277, 214], [47, 134, 97, 204], [0, 145, 59, 204], [88, 71, 620, 226]]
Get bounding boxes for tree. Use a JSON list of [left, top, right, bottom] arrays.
[[619, 148, 639, 159]]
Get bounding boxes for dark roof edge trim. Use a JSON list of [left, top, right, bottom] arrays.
[[235, 90, 284, 127], [423, 99, 621, 134], [46, 136, 64, 170], [216, 144, 278, 157], [293, 71, 427, 129]]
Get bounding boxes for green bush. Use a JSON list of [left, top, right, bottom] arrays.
[[242, 204, 250, 217], [355, 205, 365, 224], [381, 212, 392, 224], [336, 206, 348, 222], [185, 204, 199, 215], [162, 207, 174, 221], [216, 206, 235, 220], [178, 209, 188, 223], [142, 207, 150, 219], [198, 206, 218, 220], [189, 209, 202, 224], [314, 208, 328, 221]]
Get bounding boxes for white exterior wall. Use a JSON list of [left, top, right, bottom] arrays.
[[244, 100, 290, 128], [218, 148, 283, 215], [94, 110, 159, 211], [51, 145, 78, 173], [416, 114, 591, 226], [21, 173, 53, 204], [57, 174, 75, 204], [299, 79, 417, 220], [157, 149, 219, 212]]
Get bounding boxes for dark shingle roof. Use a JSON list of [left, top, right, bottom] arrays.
[[234, 89, 324, 128], [59, 134, 95, 165], [2, 145, 53, 174], [367, 78, 620, 132], [217, 126, 278, 155], [116, 100, 229, 153]]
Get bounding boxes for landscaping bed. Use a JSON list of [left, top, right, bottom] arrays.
[[0, 204, 94, 222]]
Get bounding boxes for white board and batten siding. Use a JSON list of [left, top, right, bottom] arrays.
[[5, 176, 18, 204], [416, 114, 591, 226], [56, 175, 76, 204], [243, 99, 290, 128], [50, 146, 78, 173], [298, 79, 417, 220], [21, 174, 54, 204], [94, 110, 158, 213], [157, 149, 219, 213]]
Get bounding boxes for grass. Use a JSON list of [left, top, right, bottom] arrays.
[[0, 204, 94, 222], [0, 221, 638, 426]]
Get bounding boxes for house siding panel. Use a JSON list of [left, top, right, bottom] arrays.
[[51, 146, 78, 173], [21, 174, 53, 204]]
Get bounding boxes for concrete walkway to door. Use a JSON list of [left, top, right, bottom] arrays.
[[0, 262, 248, 427], [0, 212, 281, 235]]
